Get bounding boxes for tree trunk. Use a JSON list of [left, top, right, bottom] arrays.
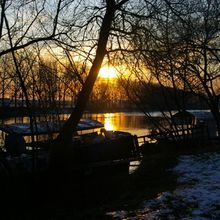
[[50, 0, 117, 173]]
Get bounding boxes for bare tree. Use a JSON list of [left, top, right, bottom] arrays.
[[159, 0, 220, 137], [114, 0, 220, 139]]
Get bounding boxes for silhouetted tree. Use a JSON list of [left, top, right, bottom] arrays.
[[117, 0, 220, 138]]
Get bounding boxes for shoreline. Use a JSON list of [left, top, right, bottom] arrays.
[[1, 146, 179, 219], [1, 140, 219, 219], [0, 106, 211, 119]]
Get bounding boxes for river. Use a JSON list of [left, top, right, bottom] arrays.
[[84, 112, 153, 136], [0, 110, 213, 146], [0, 112, 154, 147], [0, 111, 153, 139]]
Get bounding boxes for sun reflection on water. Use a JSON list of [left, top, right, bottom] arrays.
[[104, 113, 117, 131]]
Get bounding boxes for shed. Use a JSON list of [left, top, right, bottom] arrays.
[[172, 110, 196, 125]]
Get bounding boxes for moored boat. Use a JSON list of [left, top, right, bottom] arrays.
[[0, 119, 140, 176]]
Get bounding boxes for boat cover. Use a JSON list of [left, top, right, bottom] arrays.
[[0, 119, 104, 136]]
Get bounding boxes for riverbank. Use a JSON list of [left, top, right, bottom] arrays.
[[0, 145, 179, 219], [0, 106, 73, 118], [108, 140, 220, 219], [1, 139, 219, 219], [0, 106, 140, 119], [0, 106, 211, 119]]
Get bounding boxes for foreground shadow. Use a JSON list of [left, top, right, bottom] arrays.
[[0, 153, 179, 219]]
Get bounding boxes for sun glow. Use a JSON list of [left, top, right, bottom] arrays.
[[98, 66, 118, 79], [104, 114, 117, 131]]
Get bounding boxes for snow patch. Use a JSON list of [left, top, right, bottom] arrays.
[[107, 151, 220, 219]]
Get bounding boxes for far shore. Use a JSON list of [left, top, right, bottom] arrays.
[[0, 105, 210, 119]]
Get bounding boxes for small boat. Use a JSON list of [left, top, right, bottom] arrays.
[[0, 119, 140, 176]]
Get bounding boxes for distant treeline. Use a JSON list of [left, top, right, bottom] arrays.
[[0, 84, 209, 118]]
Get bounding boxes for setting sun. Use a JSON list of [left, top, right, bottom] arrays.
[[98, 66, 118, 79]]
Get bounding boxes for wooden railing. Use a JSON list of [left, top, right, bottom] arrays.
[[137, 124, 209, 146]]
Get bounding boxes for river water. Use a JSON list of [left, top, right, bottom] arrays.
[[84, 112, 153, 136], [0, 112, 154, 146], [1, 112, 151, 133], [0, 110, 213, 146]]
